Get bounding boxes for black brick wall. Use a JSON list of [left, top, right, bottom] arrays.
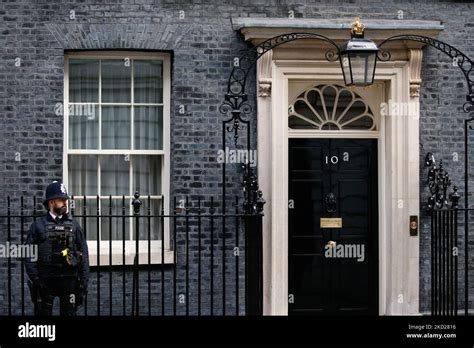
[[0, 0, 473, 315]]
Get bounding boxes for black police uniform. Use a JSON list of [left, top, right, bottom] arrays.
[[25, 182, 89, 316]]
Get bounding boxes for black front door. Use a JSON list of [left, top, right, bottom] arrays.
[[288, 138, 378, 315]]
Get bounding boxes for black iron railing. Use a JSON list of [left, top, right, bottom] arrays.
[[430, 208, 473, 316], [425, 151, 473, 316], [0, 193, 263, 316]]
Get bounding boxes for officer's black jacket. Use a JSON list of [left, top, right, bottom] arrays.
[[25, 212, 89, 285]]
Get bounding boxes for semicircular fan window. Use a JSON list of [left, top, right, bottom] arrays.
[[289, 84, 376, 131]]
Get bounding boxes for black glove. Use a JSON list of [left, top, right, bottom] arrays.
[[81, 277, 88, 293], [76, 278, 88, 307], [33, 277, 47, 293], [27, 278, 47, 316]]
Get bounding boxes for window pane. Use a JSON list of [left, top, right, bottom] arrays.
[[133, 155, 161, 196], [69, 105, 99, 149], [100, 155, 129, 196], [69, 59, 99, 103], [134, 199, 161, 240], [102, 106, 131, 149], [134, 60, 163, 103], [68, 155, 98, 196], [70, 198, 98, 241], [134, 106, 163, 150], [101, 60, 131, 103], [101, 198, 130, 241]]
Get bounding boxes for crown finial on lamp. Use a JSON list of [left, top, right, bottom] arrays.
[[340, 16, 378, 87], [351, 17, 365, 38]]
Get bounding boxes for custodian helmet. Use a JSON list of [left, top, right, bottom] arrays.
[[43, 181, 69, 208]]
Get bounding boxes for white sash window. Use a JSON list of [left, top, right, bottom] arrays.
[[63, 52, 171, 265]]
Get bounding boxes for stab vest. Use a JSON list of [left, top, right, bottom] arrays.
[[37, 220, 78, 275]]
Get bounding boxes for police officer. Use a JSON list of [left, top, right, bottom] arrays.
[[25, 181, 89, 316]]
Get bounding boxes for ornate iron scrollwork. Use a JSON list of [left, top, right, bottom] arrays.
[[220, 32, 341, 145], [220, 33, 342, 214], [220, 32, 473, 215], [449, 185, 461, 210], [378, 35, 474, 113], [241, 163, 265, 214], [425, 152, 460, 211]]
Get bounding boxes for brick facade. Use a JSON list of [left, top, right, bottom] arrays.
[[0, 0, 473, 315]]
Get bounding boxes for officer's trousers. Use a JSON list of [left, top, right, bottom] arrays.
[[38, 277, 78, 316]]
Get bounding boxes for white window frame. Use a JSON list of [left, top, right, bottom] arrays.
[[63, 51, 172, 265]]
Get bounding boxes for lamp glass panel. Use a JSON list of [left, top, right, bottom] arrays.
[[348, 52, 377, 86], [341, 55, 352, 85]]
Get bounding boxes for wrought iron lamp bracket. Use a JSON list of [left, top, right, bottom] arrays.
[[220, 32, 341, 145], [220, 33, 341, 213], [378, 34, 474, 113]]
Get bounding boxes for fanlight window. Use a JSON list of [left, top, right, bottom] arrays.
[[288, 84, 376, 130]]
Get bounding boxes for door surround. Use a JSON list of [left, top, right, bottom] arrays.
[[257, 57, 422, 315]]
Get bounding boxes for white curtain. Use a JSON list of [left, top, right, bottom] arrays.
[[134, 106, 163, 150], [69, 59, 99, 103], [69, 59, 99, 150]]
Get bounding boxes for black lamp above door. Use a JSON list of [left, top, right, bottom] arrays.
[[339, 17, 379, 87]]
